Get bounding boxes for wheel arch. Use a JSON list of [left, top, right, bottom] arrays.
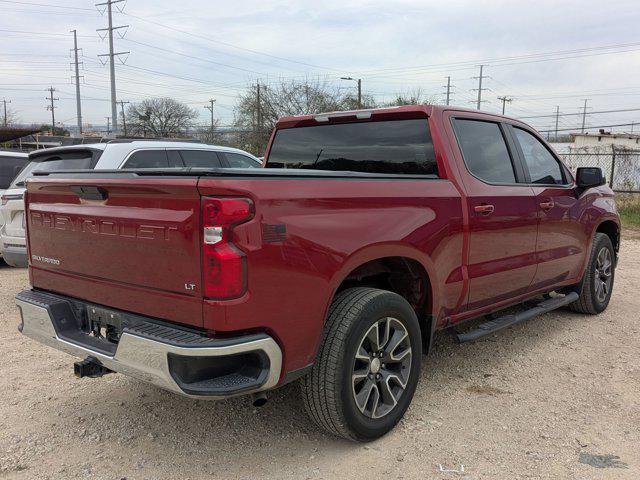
[[326, 245, 439, 354]]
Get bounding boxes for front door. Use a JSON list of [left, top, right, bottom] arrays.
[[510, 126, 588, 289], [451, 118, 539, 311]]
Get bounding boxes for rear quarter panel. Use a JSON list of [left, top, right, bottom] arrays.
[[198, 177, 464, 373]]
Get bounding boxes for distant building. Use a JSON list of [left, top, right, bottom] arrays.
[[569, 130, 640, 151]]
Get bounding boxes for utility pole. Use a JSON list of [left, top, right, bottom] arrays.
[[204, 98, 216, 131], [105, 116, 111, 135], [46, 87, 58, 134], [256, 82, 262, 135], [2, 98, 10, 127], [497, 96, 512, 115], [117, 100, 129, 136], [472, 65, 489, 110], [96, 0, 129, 135], [554, 106, 560, 141], [444, 76, 452, 105], [340, 77, 362, 109], [580, 99, 590, 133], [70, 29, 83, 134]]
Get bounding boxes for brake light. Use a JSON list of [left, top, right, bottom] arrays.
[[1, 196, 7, 206], [202, 197, 254, 299]]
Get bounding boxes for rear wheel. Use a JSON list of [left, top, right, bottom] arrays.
[[300, 288, 422, 441], [570, 233, 615, 314]]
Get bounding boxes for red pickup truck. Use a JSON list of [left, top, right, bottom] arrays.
[[16, 105, 619, 441]]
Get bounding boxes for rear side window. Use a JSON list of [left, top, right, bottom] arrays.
[[513, 128, 565, 185], [224, 152, 259, 168], [123, 150, 169, 169], [0, 156, 28, 189], [179, 150, 221, 168], [267, 119, 438, 175], [11, 150, 94, 187], [454, 119, 516, 184]]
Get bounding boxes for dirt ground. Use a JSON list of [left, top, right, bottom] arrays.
[[1, 237, 639, 480]]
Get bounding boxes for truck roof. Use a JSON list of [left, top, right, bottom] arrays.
[[275, 104, 520, 129]]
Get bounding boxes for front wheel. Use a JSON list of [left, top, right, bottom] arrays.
[[300, 288, 422, 441], [570, 232, 615, 314]]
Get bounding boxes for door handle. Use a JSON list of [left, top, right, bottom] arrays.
[[474, 204, 495, 215], [539, 200, 555, 211]]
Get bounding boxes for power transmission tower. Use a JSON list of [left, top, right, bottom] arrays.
[[46, 87, 58, 134], [443, 76, 453, 105], [96, 0, 129, 135], [117, 100, 129, 136], [497, 96, 513, 115], [105, 116, 111, 135], [554, 106, 560, 141], [472, 65, 489, 110], [2, 98, 10, 127], [70, 30, 83, 135], [204, 98, 216, 131], [580, 99, 590, 133]]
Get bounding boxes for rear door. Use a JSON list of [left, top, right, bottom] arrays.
[[177, 149, 223, 168], [451, 117, 539, 311], [26, 176, 204, 327], [510, 126, 587, 288]]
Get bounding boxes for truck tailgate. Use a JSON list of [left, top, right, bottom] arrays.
[[26, 177, 204, 328]]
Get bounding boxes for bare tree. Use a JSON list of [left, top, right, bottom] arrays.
[[125, 98, 199, 138], [196, 118, 227, 145], [233, 78, 385, 155], [385, 88, 436, 106]]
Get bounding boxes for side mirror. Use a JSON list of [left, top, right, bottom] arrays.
[[576, 167, 606, 190]]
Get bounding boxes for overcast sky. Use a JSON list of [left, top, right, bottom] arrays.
[[2, 0, 640, 134]]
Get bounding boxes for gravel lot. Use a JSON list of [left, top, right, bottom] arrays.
[[1, 236, 639, 479]]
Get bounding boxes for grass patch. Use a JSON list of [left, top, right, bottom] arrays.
[[619, 202, 640, 227], [617, 193, 640, 228]]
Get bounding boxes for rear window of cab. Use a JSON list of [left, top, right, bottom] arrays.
[[267, 119, 438, 176]]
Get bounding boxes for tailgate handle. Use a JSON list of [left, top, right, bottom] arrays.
[[72, 186, 108, 201]]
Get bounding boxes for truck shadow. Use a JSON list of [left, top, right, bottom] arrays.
[[45, 306, 586, 473]]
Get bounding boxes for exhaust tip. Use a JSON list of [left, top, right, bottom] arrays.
[[251, 392, 268, 407]]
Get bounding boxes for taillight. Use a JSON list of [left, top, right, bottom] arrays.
[[1, 195, 8, 206], [202, 197, 254, 299]]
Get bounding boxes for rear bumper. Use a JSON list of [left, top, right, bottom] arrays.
[[1, 233, 27, 267], [15, 289, 282, 399]]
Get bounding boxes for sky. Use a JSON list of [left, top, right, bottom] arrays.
[[2, 0, 640, 135]]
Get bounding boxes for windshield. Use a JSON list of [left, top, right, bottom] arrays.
[[10, 151, 95, 188], [266, 119, 438, 176], [0, 155, 28, 189]]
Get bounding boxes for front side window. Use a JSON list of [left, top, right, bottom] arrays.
[[454, 119, 516, 183], [514, 128, 565, 185], [123, 150, 169, 169], [179, 150, 221, 168], [267, 119, 438, 175], [224, 152, 259, 168]]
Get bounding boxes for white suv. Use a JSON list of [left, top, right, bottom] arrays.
[[0, 141, 261, 267]]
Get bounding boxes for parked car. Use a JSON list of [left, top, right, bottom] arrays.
[[0, 151, 29, 263], [15, 106, 619, 441], [0, 141, 260, 267]]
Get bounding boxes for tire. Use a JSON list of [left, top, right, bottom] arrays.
[[300, 287, 422, 441], [570, 233, 615, 314]]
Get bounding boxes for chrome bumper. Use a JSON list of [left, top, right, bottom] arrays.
[[16, 290, 282, 399]]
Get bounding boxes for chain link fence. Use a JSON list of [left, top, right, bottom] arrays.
[[558, 151, 640, 193]]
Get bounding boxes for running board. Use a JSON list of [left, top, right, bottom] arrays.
[[456, 292, 579, 343]]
